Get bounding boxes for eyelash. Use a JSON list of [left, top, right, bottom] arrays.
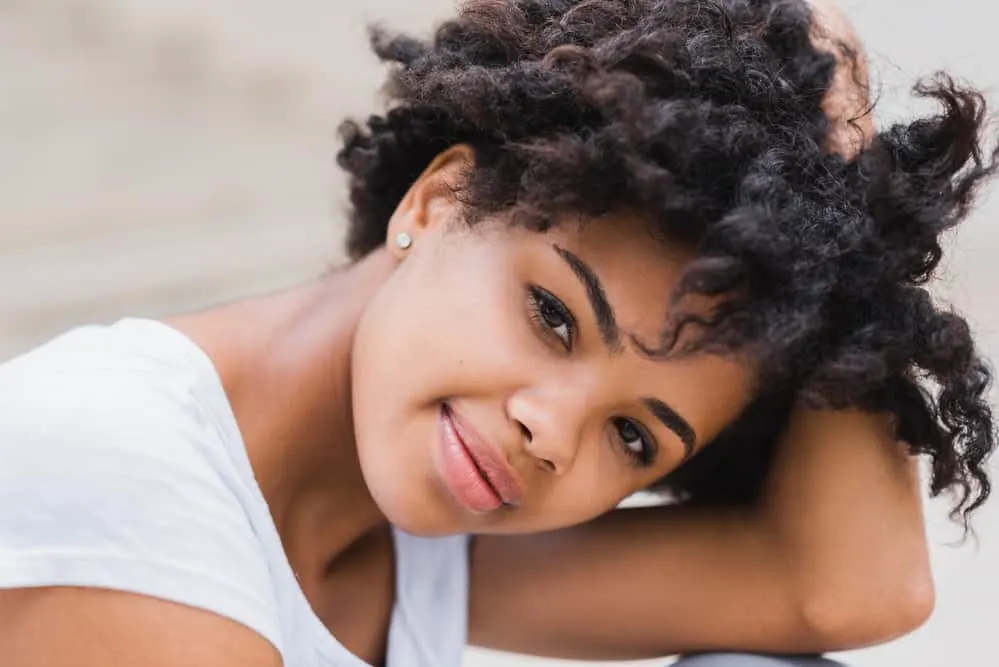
[[526, 286, 658, 468], [526, 286, 577, 351]]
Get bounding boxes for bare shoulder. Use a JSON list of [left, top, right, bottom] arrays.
[[0, 587, 282, 667]]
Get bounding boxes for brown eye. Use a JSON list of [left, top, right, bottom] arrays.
[[612, 417, 657, 467], [527, 286, 576, 350]]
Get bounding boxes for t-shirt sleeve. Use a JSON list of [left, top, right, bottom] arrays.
[[0, 366, 283, 654]]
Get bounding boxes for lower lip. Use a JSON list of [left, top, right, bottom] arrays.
[[438, 405, 503, 513]]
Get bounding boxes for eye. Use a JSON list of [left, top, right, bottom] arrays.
[[527, 286, 576, 350], [612, 417, 658, 467]]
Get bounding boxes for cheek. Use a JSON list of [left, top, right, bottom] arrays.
[[349, 240, 545, 532], [349, 237, 542, 476], [360, 255, 537, 406]]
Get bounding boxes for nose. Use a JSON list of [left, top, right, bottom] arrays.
[[506, 386, 586, 476]]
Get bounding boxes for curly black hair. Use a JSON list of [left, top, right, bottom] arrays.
[[336, 0, 997, 525]]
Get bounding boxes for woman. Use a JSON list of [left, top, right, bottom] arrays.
[[0, 1, 993, 666]]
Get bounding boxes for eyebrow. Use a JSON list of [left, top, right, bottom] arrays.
[[644, 398, 697, 460], [553, 245, 622, 351]]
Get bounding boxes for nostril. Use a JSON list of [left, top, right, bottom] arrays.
[[517, 421, 533, 443]]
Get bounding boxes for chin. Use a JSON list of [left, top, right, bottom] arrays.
[[379, 496, 463, 537], [361, 463, 463, 537]]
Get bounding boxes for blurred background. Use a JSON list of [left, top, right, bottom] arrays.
[[0, 1, 995, 665]]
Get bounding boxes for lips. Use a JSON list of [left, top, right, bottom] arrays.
[[437, 404, 524, 513]]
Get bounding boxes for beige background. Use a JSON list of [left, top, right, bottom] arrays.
[[1, 1, 996, 666]]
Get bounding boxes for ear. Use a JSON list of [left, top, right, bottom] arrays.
[[385, 144, 475, 259]]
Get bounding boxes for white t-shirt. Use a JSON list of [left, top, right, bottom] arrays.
[[0, 319, 470, 667]]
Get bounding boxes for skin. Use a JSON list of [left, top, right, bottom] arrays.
[[0, 1, 934, 666]]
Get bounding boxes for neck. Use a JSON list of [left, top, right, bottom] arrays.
[[168, 248, 397, 576]]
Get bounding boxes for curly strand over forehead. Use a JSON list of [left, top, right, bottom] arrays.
[[337, 0, 998, 526]]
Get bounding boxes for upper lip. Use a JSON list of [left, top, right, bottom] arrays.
[[445, 405, 524, 506]]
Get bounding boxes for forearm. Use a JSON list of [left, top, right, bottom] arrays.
[[474, 503, 866, 660]]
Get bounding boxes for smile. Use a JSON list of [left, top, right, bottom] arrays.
[[437, 403, 523, 513]]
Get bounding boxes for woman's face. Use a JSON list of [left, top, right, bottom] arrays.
[[351, 154, 755, 536]]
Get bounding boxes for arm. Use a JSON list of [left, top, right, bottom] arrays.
[[0, 588, 281, 667], [468, 408, 933, 661]]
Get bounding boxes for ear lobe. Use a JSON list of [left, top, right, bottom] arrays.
[[384, 145, 475, 257]]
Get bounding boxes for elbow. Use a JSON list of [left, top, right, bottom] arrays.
[[797, 573, 935, 649]]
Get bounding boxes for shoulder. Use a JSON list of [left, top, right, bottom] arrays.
[[0, 320, 284, 656], [0, 318, 240, 476], [0, 320, 241, 504], [0, 318, 216, 427]]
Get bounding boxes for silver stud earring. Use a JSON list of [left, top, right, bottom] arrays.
[[395, 232, 413, 250]]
